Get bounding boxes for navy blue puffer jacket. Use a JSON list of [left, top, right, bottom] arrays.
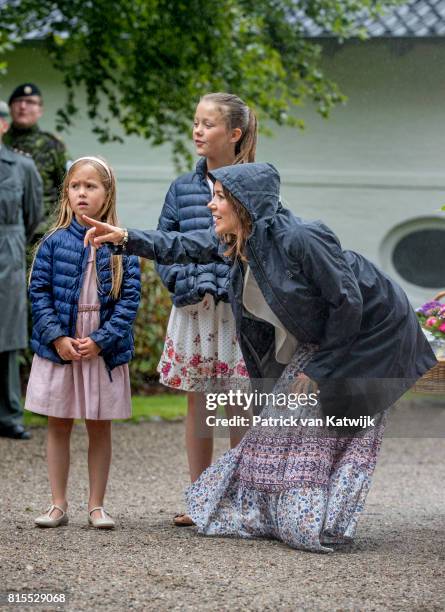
[[29, 218, 141, 373], [156, 157, 230, 306]]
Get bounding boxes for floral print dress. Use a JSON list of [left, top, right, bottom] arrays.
[[158, 294, 248, 392]]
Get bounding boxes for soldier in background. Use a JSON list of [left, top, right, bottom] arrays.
[[4, 83, 69, 234], [0, 101, 43, 439]]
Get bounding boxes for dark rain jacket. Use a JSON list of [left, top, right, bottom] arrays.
[[122, 163, 437, 418], [0, 145, 43, 352], [156, 157, 230, 306], [30, 218, 141, 374]]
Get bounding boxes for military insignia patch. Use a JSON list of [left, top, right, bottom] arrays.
[[24, 85, 32, 95]]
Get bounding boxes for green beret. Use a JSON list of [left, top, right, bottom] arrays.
[[8, 83, 42, 105]]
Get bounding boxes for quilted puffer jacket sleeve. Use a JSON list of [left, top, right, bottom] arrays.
[[29, 237, 65, 346], [89, 255, 141, 352], [155, 182, 182, 293]]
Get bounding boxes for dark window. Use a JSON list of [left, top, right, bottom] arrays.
[[392, 229, 445, 288]]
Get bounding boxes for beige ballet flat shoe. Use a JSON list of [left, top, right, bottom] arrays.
[[88, 506, 115, 529], [35, 504, 68, 528]]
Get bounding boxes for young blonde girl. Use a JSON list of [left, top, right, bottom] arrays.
[[155, 93, 257, 525], [25, 156, 141, 529]]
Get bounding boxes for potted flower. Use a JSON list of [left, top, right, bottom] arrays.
[[416, 296, 445, 359]]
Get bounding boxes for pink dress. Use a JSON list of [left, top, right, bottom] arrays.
[[25, 251, 132, 420]]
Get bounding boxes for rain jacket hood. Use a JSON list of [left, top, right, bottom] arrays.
[[209, 162, 281, 225]]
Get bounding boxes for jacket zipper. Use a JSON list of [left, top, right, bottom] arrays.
[[95, 249, 113, 382], [70, 248, 88, 338]]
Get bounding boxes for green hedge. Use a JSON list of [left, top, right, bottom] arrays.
[[129, 259, 172, 392], [21, 259, 172, 395]]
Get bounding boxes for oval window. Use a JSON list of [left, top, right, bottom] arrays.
[[392, 229, 445, 288]]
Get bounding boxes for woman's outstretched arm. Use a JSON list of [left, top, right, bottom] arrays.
[[82, 215, 221, 265]]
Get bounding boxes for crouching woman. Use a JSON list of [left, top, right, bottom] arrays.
[[82, 162, 436, 552]]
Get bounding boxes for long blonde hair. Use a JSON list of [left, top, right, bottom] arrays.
[[30, 157, 124, 299], [200, 93, 258, 164]]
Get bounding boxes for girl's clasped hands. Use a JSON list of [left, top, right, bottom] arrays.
[[53, 336, 101, 361]]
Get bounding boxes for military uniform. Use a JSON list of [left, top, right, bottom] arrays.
[[4, 124, 68, 230], [0, 144, 43, 430]]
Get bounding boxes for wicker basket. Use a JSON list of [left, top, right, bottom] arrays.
[[412, 290, 445, 394]]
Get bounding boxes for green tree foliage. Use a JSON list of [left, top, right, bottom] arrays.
[[2, 0, 399, 167], [129, 259, 172, 392]]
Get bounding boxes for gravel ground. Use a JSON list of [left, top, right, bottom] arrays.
[[0, 401, 444, 612]]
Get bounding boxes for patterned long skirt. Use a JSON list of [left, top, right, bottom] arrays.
[[185, 344, 386, 553]]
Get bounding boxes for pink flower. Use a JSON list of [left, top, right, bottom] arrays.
[[426, 317, 438, 327], [190, 354, 202, 368], [236, 363, 249, 377], [161, 363, 171, 376], [439, 323, 445, 333], [169, 375, 182, 388], [215, 361, 229, 375]]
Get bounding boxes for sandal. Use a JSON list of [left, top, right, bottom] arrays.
[[173, 513, 195, 527]]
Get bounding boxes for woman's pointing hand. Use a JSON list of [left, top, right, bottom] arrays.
[[82, 215, 125, 248]]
